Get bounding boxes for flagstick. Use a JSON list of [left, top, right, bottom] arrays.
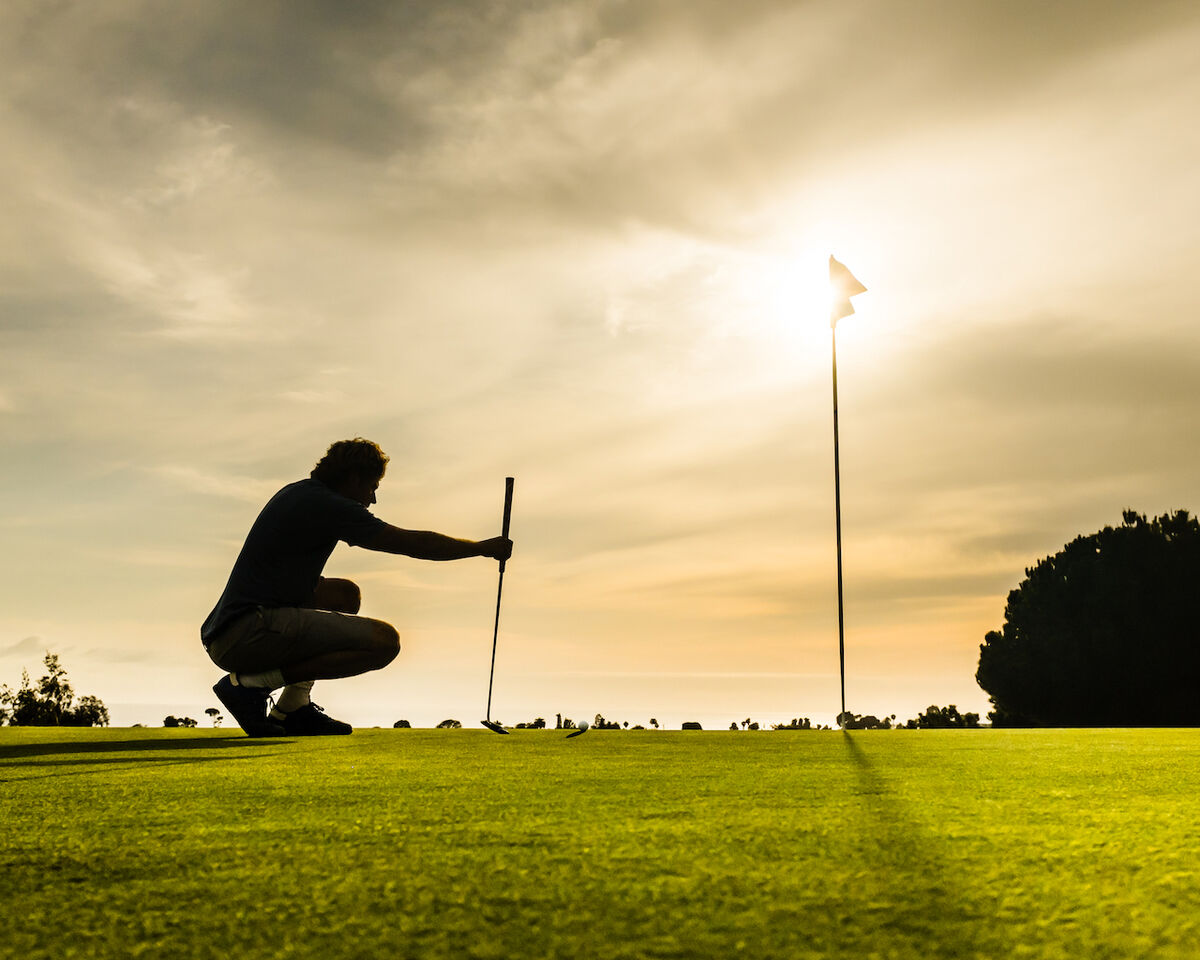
[[831, 325, 847, 726], [827, 255, 865, 730]]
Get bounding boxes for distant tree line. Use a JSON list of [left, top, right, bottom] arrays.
[[0, 653, 109, 727], [389, 709, 984, 731]]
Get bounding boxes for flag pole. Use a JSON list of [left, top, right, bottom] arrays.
[[827, 254, 865, 729], [831, 324, 847, 725]]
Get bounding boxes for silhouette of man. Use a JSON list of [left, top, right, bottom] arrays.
[[201, 438, 513, 737]]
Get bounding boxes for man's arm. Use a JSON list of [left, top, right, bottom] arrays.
[[364, 524, 512, 563]]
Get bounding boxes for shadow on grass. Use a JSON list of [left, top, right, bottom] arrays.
[[0, 737, 291, 779], [840, 732, 1010, 959]]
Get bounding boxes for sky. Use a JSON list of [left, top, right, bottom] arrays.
[[2, 0, 1198, 730]]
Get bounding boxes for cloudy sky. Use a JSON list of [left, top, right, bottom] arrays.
[[2, 0, 1197, 729]]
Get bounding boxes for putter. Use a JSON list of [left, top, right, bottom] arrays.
[[481, 477, 514, 735]]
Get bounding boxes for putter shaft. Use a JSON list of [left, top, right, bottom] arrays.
[[484, 478, 515, 725]]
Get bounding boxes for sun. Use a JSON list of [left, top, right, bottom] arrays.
[[719, 243, 838, 361], [757, 249, 834, 328]]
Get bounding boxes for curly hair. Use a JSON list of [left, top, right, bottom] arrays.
[[311, 438, 389, 487]]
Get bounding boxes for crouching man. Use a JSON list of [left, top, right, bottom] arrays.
[[201, 438, 512, 737]]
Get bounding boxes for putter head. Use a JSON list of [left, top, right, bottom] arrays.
[[481, 720, 509, 735]]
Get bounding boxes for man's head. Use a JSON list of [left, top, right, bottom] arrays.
[[311, 438, 389, 506]]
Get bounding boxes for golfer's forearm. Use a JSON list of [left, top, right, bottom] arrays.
[[370, 526, 488, 560]]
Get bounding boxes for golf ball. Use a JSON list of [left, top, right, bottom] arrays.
[[577, 720, 590, 732]]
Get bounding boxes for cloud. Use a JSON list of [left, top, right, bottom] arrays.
[[920, 318, 1200, 415], [150, 466, 280, 503], [279, 388, 347, 405], [80, 647, 162, 666], [848, 314, 1200, 498], [0, 636, 46, 659], [5, 1, 1194, 245], [373, 0, 1199, 237]]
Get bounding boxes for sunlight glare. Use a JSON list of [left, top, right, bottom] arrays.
[[716, 243, 839, 378]]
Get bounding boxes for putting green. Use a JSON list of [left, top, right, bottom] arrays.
[[2, 727, 1198, 959]]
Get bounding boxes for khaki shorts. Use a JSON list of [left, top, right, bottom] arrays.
[[205, 606, 390, 674]]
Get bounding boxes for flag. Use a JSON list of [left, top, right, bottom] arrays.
[[829, 256, 867, 327]]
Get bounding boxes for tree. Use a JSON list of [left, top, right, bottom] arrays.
[[393, 719, 411, 728], [205, 708, 223, 727], [66, 695, 110, 728], [977, 510, 1200, 726], [36, 654, 74, 722], [0, 672, 38, 725], [837, 712, 896, 730], [1, 653, 109, 726], [906, 705, 980, 729], [164, 716, 197, 728], [436, 719, 462, 729]]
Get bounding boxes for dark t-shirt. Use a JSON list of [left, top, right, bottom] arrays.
[[201, 478, 386, 643]]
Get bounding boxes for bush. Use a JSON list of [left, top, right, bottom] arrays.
[[903, 705, 979, 729], [772, 718, 814, 730], [837, 712, 895, 730]]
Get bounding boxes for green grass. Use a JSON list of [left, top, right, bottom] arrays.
[[2, 727, 1199, 959]]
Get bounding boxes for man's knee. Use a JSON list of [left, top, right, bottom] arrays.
[[367, 621, 400, 668]]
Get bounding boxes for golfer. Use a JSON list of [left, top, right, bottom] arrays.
[[201, 438, 513, 737]]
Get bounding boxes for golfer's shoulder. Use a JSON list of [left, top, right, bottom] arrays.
[[271, 479, 380, 533], [261, 478, 343, 519], [283, 477, 346, 504]]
